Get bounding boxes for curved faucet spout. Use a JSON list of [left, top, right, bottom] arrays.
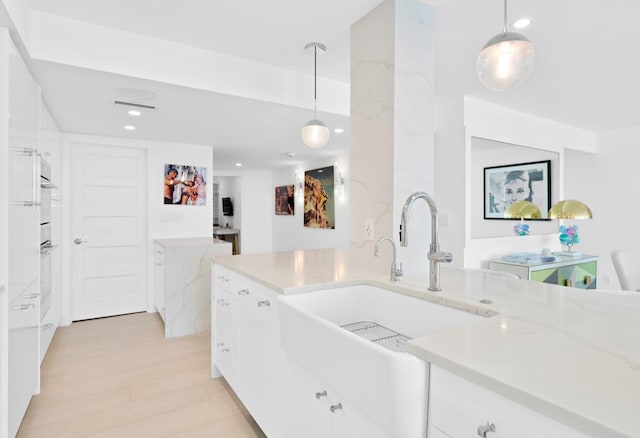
[[399, 192, 452, 291], [374, 236, 403, 282]]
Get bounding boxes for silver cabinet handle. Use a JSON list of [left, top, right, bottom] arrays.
[[216, 275, 227, 281], [221, 348, 230, 353], [477, 422, 496, 437], [237, 289, 250, 296], [42, 323, 54, 331], [257, 300, 270, 307], [216, 342, 225, 347], [23, 294, 41, 299], [11, 304, 35, 311], [329, 403, 342, 413], [74, 238, 88, 245], [315, 390, 327, 399]]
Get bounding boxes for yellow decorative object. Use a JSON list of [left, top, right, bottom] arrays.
[[504, 201, 541, 219], [548, 200, 593, 220]]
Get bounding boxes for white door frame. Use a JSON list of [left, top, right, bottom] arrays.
[[61, 137, 149, 324]]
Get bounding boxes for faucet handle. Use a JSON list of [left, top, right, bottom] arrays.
[[391, 262, 404, 282], [429, 251, 453, 263]]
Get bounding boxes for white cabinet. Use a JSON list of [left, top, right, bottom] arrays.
[[429, 366, 590, 438], [39, 105, 63, 364], [7, 37, 42, 437], [212, 264, 282, 438], [9, 282, 40, 438], [282, 356, 389, 438]]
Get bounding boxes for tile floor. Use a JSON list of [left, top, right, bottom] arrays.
[[17, 312, 266, 438]]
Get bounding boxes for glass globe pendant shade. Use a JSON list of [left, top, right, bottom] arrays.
[[301, 119, 330, 149], [477, 32, 535, 91]]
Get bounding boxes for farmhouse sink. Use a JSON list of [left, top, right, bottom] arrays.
[[278, 284, 484, 438]]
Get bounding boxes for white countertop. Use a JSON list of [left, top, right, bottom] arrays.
[[215, 249, 640, 438], [155, 237, 231, 247]]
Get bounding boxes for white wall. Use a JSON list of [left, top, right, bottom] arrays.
[[239, 171, 273, 254], [453, 97, 596, 268], [60, 133, 213, 324], [565, 127, 640, 290], [272, 153, 349, 252]]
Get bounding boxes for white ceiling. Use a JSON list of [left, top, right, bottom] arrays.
[[21, 0, 640, 169]]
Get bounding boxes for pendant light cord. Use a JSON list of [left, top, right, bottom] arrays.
[[313, 45, 318, 117], [503, 0, 508, 33]]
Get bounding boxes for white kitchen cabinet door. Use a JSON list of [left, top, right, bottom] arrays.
[[9, 283, 40, 437], [282, 357, 333, 438], [154, 244, 166, 321], [430, 366, 589, 438], [430, 426, 452, 438], [238, 283, 282, 438]]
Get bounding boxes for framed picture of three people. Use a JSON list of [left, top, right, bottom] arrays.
[[164, 164, 208, 206]]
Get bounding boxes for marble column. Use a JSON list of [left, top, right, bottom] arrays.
[[350, 0, 436, 275]]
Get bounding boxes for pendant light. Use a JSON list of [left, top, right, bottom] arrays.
[[477, 0, 535, 91], [301, 42, 330, 149]]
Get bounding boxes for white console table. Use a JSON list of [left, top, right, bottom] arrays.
[[154, 237, 232, 338]]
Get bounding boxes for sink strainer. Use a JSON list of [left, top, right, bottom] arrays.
[[340, 321, 410, 353]]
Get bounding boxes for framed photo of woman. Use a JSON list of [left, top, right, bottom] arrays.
[[483, 160, 551, 220]]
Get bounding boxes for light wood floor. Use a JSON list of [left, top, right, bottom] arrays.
[[17, 312, 267, 438]]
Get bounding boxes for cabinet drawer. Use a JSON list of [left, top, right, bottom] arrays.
[[215, 334, 238, 390], [214, 265, 245, 293], [215, 289, 239, 344], [531, 261, 597, 289], [430, 366, 588, 438]]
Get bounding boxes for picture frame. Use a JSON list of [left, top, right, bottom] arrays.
[[275, 185, 295, 215], [163, 164, 207, 206], [304, 166, 335, 229], [483, 160, 551, 220]]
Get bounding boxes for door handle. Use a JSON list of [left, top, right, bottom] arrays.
[[74, 238, 88, 245]]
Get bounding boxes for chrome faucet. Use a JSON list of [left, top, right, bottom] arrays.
[[374, 237, 403, 282], [400, 192, 452, 291]]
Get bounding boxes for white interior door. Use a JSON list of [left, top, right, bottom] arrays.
[[71, 144, 147, 321]]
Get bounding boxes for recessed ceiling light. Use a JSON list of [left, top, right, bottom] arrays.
[[333, 128, 344, 134], [124, 125, 136, 131], [512, 17, 532, 29], [235, 162, 243, 167], [128, 110, 142, 117]]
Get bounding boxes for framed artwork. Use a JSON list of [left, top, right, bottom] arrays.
[[163, 164, 207, 206], [483, 160, 551, 220], [275, 185, 295, 215], [304, 166, 335, 229]]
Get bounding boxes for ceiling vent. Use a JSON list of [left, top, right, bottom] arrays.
[[113, 100, 157, 110]]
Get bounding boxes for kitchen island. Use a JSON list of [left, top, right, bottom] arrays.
[[155, 237, 231, 338], [213, 248, 640, 438]]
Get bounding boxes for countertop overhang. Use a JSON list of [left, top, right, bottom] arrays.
[[214, 248, 640, 438]]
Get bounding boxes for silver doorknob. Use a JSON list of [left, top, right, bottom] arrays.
[[74, 238, 88, 245]]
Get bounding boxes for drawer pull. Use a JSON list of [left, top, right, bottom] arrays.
[[564, 279, 573, 287], [315, 390, 327, 399], [477, 422, 496, 437], [216, 276, 227, 281], [23, 294, 41, 299], [221, 348, 230, 353], [216, 342, 225, 347], [42, 323, 54, 331], [584, 275, 592, 285], [329, 403, 342, 413], [11, 304, 35, 311], [257, 300, 270, 307], [237, 289, 250, 296]]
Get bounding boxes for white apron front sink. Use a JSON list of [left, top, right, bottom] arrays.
[[278, 284, 485, 438]]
